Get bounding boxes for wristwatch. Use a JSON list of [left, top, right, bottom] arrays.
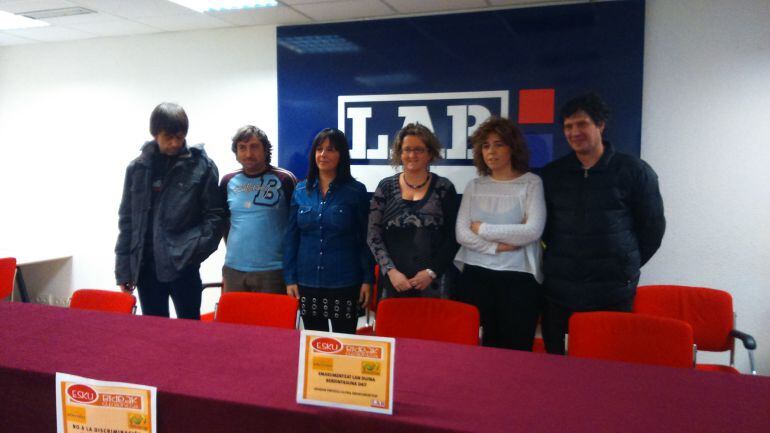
[[425, 269, 437, 279]]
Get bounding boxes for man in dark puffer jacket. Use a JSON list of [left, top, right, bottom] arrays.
[[541, 93, 665, 354], [115, 103, 225, 319]]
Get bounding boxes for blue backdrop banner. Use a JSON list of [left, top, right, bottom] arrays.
[[277, 0, 644, 191]]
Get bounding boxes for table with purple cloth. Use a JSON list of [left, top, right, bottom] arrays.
[[1, 302, 768, 433]]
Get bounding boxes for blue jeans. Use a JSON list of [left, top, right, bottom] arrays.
[[137, 260, 202, 320]]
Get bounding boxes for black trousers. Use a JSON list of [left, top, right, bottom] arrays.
[[542, 297, 634, 355], [459, 264, 542, 351], [137, 260, 202, 320]]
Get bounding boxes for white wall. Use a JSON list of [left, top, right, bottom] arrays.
[[0, 0, 767, 373], [641, 0, 770, 374], [0, 25, 278, 314]]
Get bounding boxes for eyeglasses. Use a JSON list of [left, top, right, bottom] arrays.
[[401, 147, 427, 155]]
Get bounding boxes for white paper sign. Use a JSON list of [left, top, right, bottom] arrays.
[[56, 372, 157, 433], [297, 330, 396, 415]]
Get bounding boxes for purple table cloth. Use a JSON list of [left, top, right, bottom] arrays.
[[1, 302, 768, 433]]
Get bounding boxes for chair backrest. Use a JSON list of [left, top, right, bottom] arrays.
[[568, 311, 694, 369], [375, 298, 480, 345], [215, 292, 298, 329], [634, 285, 733, 352], [69, 289, 136, 314], [0, 257, 17, 300]]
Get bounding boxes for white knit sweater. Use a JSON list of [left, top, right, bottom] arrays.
[[454, 172, 546, 283]]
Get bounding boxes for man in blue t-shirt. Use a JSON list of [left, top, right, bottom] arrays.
[[220, 125, 296, 294]]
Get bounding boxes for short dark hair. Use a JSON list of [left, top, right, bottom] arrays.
[[306, 128, 353, 193], [231, 125, 272, 165], [390, 123, 442, 168], [471, 116, 529, 175], [559, 92, 611, 126], [149, 102, 188, 137]]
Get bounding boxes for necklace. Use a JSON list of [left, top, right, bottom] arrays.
[[403, 172, 430, 189]]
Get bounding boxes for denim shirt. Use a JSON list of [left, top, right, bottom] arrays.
[[283, 178, 374, 289]]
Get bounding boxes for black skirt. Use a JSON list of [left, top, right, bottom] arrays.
[[298, 285, 359, 320]]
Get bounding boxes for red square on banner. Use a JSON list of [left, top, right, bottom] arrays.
[[518, 89, 555, 124]]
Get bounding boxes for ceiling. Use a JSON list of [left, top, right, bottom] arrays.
[[0, 0, 581, 46]]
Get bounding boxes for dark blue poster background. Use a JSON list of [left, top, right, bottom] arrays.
[[277, 1, 644, 187]]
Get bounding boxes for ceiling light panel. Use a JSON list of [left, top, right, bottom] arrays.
[[278, 34, 360, 54], [0, 10, 49, 30], [167, 0, 278, 13], [21, 7, 96, 19]]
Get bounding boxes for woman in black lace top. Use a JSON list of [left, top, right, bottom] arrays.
[[367, 123, 459, 299]]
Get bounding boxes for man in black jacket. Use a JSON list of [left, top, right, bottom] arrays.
[[115, 103, 224, 319], [541, 93, 665, 354]]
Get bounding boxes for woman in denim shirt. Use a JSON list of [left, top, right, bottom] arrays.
[[283, 128, 373, 333]]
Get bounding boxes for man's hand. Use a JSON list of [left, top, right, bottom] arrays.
[[119, 283, 135, 294], [287, 284, 300, 299]]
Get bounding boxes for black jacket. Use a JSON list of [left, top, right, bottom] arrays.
[[541, 142, 665, 310], [115, 141, 225, 284]]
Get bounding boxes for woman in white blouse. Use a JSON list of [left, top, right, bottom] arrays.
[[454, 116, 546, 351]]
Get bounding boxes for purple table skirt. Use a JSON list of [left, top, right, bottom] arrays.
[[1, 302, 768, 433]]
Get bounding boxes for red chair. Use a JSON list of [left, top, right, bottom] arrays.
[[532, 337, 546, 353], [568, 311, 695, 369], [0, 257, 17, 300], [214, 292, 298, 329], [69, 289, 137, 314], [634, 285, 757, 374], [374, 298, 480, 345], [531, 315, 546, 353]]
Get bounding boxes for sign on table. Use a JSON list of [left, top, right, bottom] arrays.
[[297, 331, 395, 415], [56, 373, 156, 433]]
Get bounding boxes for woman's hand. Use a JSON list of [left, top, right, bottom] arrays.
[[496, 243, 519, 253], [470, 221, 483, 234], [358, 283, 371, 308], [286, 284, 300, 299], [387, 268, 412, 292], [119, 282, 134, 294], [408, 270, 434, 291]]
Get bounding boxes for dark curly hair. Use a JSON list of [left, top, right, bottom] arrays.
[[470, 116, 529, 176]]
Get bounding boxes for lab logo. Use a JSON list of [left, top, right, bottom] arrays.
[[67, 384, 98, 404], [338, 91, 509, 164]]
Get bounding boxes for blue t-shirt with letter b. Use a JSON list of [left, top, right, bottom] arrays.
[[221, 167, 296, 272]]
